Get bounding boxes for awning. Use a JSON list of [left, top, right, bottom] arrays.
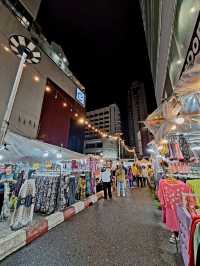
[[0, 131, 87, 163], [145, 92, 200, 142]]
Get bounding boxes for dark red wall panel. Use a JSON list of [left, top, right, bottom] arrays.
[[37, 79, 85, 149]]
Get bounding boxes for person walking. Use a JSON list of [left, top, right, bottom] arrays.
[[101, 166, 112, 200], [116, 163, 126, 197], [131, 163, 139, 187], [127, 166, 134, 188]]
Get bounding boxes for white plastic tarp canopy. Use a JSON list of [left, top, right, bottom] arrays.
[[145, 93, 200, 142], [0, 131, 87, 163]]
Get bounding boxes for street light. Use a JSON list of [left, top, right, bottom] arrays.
[[0, 35, 41, 145]]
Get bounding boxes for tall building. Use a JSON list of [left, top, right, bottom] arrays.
[[139, 0, 200, 104], [128, 81, 148, 153], [84, 104, 121, 159], [0, 0, 86, 152], [85, 104, 121, 139]]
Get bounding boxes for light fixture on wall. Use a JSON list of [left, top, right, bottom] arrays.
[[45, 86, 51, 92], [190, 7, 196, 13], [3, 46, 10, 52], [63, 102, 67, 107], [34, 75, 40, 82]]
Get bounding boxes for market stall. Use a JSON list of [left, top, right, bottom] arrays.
[[144, 73, 200, 265], [0, 131, 101, 233]]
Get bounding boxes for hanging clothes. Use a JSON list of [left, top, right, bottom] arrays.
[[179, 135, 194, 161], [67, 176, 76, 206], [10, 178, 35, 230], [57, 175, 68, 211], [0, 183, 11, 221], [34, 176, 60, 215], [158, 179, 192, 231], [85, 172, 91, 196]]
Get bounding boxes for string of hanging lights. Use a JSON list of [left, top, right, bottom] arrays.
[[45, 84, 135, 154]]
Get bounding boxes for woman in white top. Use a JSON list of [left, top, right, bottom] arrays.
[[101, 166, 112, 199]]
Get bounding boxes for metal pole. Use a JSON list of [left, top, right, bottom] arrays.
[[0, 52, 27, 145], [118, 138, 121, 160]]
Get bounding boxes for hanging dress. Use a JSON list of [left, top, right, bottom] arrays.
[[10, 179, 35, 230]]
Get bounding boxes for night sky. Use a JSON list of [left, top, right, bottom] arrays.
[[37, 0, 156, 125]]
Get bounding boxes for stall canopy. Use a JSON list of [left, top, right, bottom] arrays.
[[145, 92, 200, 143], [0, 131, 87, 163]]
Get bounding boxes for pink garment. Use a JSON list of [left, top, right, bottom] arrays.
[[158, 179, 192, 232]]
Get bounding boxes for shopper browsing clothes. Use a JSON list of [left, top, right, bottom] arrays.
[[101, 166, 112, 200], [116, 163, 126, 197]]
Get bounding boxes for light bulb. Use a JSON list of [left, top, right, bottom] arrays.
[[3, 46, 10, 52], [171, 125, 177, 130], [78, 118, 85, 124], [45, 86, 51, 92], [174, 117, 184, 125], [56, 152, 62, 159], [34, 75, 40, 82]]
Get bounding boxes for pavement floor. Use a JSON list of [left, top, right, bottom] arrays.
[[1, 188, 183, 266]]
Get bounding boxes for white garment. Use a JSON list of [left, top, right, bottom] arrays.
[[101, 169, 111, 182]]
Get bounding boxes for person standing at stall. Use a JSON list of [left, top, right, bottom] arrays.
[[116, 163, 126, 197], [127, 166, 134, 188], [101, 166, 112, 200]]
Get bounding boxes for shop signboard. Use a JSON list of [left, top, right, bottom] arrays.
[[75, 87, 86, 107], [180, 11, 200, 77]]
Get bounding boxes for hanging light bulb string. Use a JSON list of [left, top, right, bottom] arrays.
[[34, 79, 136, 155]]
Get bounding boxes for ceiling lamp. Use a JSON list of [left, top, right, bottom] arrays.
[[171, 125, 177, 130], [75, 113, 78, 117], [174, 117, 185, 125], [63, 102, 67, 107], [56, 152, 62, 159]]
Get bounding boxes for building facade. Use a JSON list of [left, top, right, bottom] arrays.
[[0, 0, 86, 152], [127, 81, 148, 153], [140, 0, 200, 103], [84, 104, 121, 159], [85, 104, 121, 140], [84, 138, 118, 159]]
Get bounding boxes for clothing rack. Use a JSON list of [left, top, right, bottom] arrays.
[[32, 170, 61, 177]]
